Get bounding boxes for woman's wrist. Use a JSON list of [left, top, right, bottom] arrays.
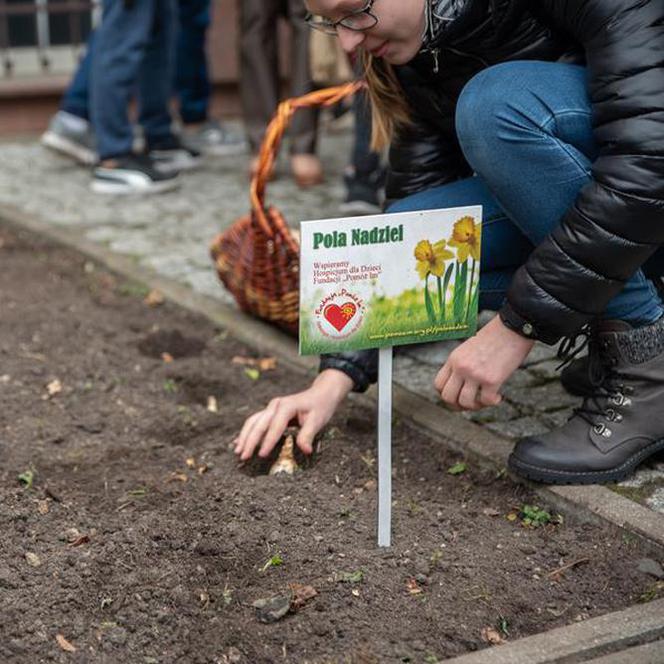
[[314, 368, 355, 403]]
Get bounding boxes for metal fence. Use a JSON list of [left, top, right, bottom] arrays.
[[0, 0, 101, 78]]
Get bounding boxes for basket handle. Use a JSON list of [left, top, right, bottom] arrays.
[[250, 81, 365, 254]]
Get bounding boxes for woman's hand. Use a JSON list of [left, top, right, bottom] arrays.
[[435, 315, 535, 411], [233, 369, 354, 461]]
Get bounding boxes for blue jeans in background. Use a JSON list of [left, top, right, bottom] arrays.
[[91, 0, 176, 159], [61, 31, 95, 121], [61, 0, 211, 128], [175, 0, 211, 124], [389, 61, 664, 326]]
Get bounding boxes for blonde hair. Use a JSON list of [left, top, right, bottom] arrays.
[[361, 52, 412, 150]]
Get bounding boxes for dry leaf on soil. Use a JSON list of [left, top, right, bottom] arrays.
[[232, 356, 277, 371], [68, 534, 90, 547], [144, 289, 165, 307], [46, 379, 62, 397], [169, 472, 188, 483], [207, 396, 219, 413], [481, 626, 506, 645], [37, 500, 49, 515], [289, 583, 317, 610], [185, 457, 196, 468], [406, 578, 423, 595], [55, 634, 77, 653]]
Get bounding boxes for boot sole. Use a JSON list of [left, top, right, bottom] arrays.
[[508, 437, 664, 485]]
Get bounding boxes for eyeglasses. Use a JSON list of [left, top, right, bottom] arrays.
[[305, 0, 378, 36]]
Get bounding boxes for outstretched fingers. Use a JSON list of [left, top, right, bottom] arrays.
[[296, 413, 322, 455], [235, 400, 280, 461], [258, 400, 299, 458]]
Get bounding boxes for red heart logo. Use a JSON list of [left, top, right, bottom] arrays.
[[324, 302, 357, 332]]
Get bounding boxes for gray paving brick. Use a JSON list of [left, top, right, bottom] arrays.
[[502, 380, 580, 412], [486, 416, 551, 439]]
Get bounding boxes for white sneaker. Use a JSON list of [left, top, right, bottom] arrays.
[[91, 154, 179, 195], [41, 111, 97, 165]]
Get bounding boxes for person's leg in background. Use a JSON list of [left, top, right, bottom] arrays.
[[286, 0, 323, 187], [174, 0, 246, 155], [90, 0, 179, 194], [135, 0, 199, 174], [453, 60, 664, 484], [175, 0, 210, 127], [41, 31, 97, 164], [239, 0, 322, 186], [137, 0, 177, 147], [239, 0, 281, 175]]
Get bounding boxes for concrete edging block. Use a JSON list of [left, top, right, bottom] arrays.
[[442, 598, 664, 663]]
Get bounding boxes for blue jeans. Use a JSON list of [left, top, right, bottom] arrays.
[[62, 0, 210, 128], [91, 0, 176, 159], [61, 32, 95, 120], [175, 0, 211, 124], [389, 61, 664, 326]]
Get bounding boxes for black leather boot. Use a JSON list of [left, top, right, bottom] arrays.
[[509, 317, 664, 484], [560, 355, 593, 397]]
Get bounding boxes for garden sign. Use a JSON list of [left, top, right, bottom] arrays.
[[299, 206, 483, 547]]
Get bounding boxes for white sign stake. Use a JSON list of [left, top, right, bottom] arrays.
[[377, 346, 393, 548]]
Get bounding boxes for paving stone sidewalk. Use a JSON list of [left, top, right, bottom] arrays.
[[1, 126, 662, 513]]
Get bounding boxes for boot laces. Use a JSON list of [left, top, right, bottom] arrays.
[[557, 325, 634, 438]]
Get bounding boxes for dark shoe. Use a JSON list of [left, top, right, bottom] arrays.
[[180, 120, 247, 157], [339, 169, 384, 216], [148, 135, 202, 174], [560, 354, 593, 397], [91, 153, 179, 195], [509, 317, 664, 485]]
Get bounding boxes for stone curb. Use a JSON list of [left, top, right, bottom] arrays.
[[2, 204, 664, 556], [587, 639, 664, 663], [442, 598, 664, 664]]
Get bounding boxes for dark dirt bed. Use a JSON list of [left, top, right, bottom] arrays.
[[0, 224, 662, 664]]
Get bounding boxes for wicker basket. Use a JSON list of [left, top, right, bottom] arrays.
[[210, 82, 362, 335]]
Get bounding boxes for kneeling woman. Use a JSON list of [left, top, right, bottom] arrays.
[[234, 0, 664, 485]]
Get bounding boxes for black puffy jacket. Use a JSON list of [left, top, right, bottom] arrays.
[[321, 0, 664, 392]]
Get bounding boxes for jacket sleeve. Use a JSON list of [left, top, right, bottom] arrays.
[[319, 349, 378, 393], [500, 0, 664, 344]]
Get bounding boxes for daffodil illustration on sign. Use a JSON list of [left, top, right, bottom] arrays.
[[447, 216, 482, 323], [449, 216, 481, 262], [414, 239, 455, 324], [299, 206, 482, 355]]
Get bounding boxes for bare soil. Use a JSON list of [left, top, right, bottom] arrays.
[[0, 224, 662, 664]]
